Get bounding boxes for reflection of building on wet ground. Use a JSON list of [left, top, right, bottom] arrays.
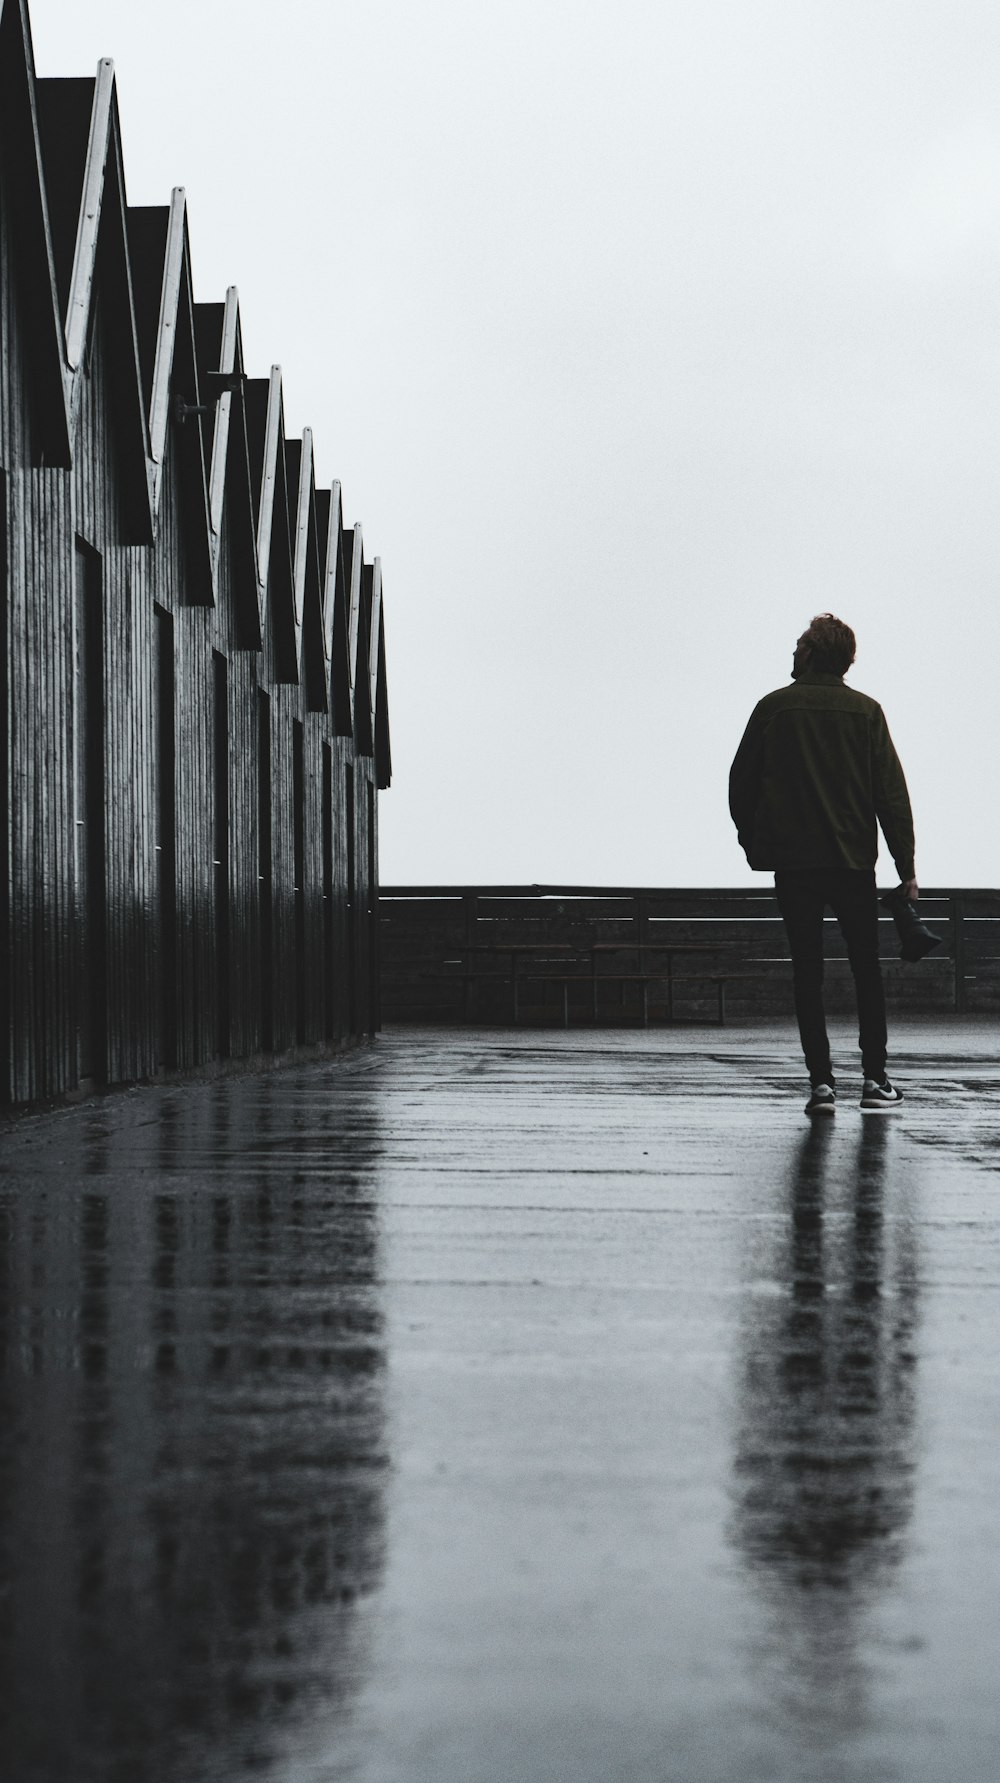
[[2, 1022, 1000, 1783], [0, 1074, 388, 1782], [731, 1119, 919, 1739]]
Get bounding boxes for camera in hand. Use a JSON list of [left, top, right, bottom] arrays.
[[879, 887, 943, 962]]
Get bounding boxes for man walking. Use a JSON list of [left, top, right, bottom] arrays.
[[728, 613, 916, 1116]]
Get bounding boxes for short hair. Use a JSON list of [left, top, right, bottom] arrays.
[[803, 612, 856, 676]]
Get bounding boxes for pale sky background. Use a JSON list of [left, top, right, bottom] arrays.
[[30, 0, 1000, 887]]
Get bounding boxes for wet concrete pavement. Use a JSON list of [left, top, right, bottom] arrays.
[[1, 1020, 999, 1782]]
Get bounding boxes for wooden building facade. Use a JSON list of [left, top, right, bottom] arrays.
[[0, 0, 391, 1107]]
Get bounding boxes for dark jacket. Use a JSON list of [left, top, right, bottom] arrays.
[[728, 670, 915, 880]]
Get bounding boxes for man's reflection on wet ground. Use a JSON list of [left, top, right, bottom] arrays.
[[730, 1120, 920, 1742], [0, 1074, 388, 1783]]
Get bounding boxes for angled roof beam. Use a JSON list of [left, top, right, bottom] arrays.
[[320, 480, 341, 662], [64, 57, 114, 375], [291, 425, 313, 650], [356, 555, 375, 757], [319, 480, 353, 735], [248, 366, 296, 677], [207, 285, 239, 534], [200, 290, 260, 645], [147, 185, 186, 513], [346, 521, 363, 730], [369, 558, 391, 788], [207, 284, 245, 574], [254, 364, 283, 627], [291, 432, 328, 711], [367, 557, 383, 736]]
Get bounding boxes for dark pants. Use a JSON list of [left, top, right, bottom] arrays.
[[774, 868, 887, 1086]]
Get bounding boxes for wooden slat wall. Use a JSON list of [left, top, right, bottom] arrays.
[[0, 467, 8, 1100], [331, 738, 353, 1041], [380, 887, 1000, 1026], [0, 20, 387, 1109], [227, 644, 260, 1062], [268, 692, 297, 1054], [0, 144, 33, 474], [5, 470, 75, 1100]]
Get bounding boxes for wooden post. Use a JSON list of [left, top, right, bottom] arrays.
[[953, 894, 966, 1013], [463, 893, 476, 1023], [637, 891, 649, 946], [637, 892, 646, 1028]]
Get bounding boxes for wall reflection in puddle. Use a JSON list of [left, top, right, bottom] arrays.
[[0, 1074, 388, 1782], [729, 1121, 920, 1739]]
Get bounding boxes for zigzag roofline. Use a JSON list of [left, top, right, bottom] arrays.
[[2, 0, 389, 751]]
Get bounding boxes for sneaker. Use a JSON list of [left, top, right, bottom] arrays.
[[805, 1083, 836, 1117], [860, 1078, 903, 1111]]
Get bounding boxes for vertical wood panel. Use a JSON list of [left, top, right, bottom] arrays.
[[153, 603, 176, 1068], [344, 760, 357, 1036], [258, 687, 273, 1052], [0, 467, 9, 1102], [213, 650, 230, 1057]]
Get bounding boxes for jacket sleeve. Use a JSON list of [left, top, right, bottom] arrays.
[[729, 706, 765, 862], [871, 707, 915, 882]]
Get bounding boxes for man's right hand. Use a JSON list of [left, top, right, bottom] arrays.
[[902, 878, 918, 902]]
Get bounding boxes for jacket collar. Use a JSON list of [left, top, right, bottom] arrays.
[[793, 670, 844, 686]]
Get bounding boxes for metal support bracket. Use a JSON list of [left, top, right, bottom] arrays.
[[173, 371, 246, 425]]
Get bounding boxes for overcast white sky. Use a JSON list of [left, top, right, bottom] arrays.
[[30, 0, 1000, 887]]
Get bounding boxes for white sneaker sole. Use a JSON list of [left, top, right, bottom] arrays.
[[860, 1100, 903, 1113]]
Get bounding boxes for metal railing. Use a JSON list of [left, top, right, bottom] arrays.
[[379, 885, 1000, 1026]]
